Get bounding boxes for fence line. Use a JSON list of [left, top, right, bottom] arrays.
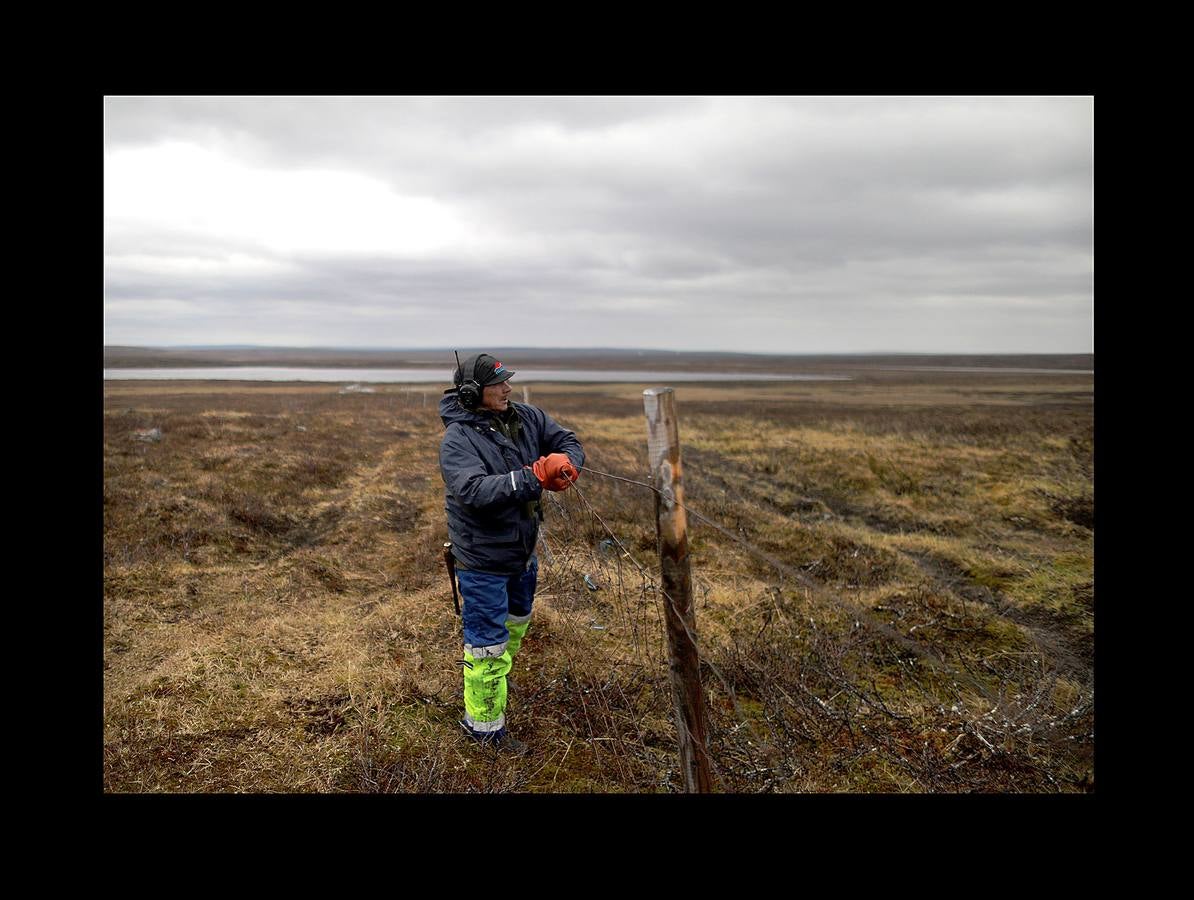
[[548, 460, 1067, 721]]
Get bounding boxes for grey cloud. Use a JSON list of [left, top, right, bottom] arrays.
[[104, 96, 1093, 352]]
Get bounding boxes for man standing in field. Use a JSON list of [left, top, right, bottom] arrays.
[[439, 353, 585, 754]]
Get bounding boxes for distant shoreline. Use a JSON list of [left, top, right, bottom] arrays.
[[103, 367, 858, 384], [103, 346, 1094, 373]]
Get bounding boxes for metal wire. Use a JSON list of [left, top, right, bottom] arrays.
[[551, 471, 765, 778], [571, 472, 733, 782], [520, 448, 1087, 790], [565, 462, 1018, 711]]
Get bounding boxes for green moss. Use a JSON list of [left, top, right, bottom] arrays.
[[1006, 551, 1094, 618], [967, 562, 1017, 592], [734, 696, 767, 724]]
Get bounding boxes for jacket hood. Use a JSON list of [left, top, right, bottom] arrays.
[[439, 392, 480, 428]]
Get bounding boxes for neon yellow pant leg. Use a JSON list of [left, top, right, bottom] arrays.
[[506, 617, 531, 660], [463, 649, 512, 732]]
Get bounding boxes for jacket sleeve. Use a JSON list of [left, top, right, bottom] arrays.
[[440, 424, 543, 510], [535, 408, 586, 471]]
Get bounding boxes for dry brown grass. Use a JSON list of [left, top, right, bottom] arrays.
[[103, 372, 1094, 792]]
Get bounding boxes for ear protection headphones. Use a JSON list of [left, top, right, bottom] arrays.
[[454, 351, 483, 410]]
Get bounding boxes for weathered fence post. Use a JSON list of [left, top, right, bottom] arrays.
[[643, 387, 714, 793]]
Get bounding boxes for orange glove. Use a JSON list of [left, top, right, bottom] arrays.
[[530, 453, 579, 491], [552, 455, 579, 490]]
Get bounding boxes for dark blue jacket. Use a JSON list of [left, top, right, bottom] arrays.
[[439, 393, 585, 574]]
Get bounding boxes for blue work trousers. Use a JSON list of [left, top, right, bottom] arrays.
[[458, 557, 538, 654]]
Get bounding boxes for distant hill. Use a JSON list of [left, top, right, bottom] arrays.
[[103, 345, 1094, 372]]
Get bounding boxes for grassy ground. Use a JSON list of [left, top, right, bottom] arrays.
[[103, 371, 1094, 792]]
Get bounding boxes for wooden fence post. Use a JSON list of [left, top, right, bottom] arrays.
[[643, 387, 714, 793]]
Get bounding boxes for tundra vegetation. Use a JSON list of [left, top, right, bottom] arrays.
[[103, 367, 1094, 792]]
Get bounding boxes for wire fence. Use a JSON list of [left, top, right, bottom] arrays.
[[527, 453, 1094, 792]]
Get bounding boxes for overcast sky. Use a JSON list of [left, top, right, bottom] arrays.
[[104, 96, 1093, 354]]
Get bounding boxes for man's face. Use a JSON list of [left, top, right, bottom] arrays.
[[480, 379, 512, 412]]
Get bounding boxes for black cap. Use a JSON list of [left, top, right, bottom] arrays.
[[456, 353, 515, 387]]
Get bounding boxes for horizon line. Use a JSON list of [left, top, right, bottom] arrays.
[[104, 344, 1095, 356]]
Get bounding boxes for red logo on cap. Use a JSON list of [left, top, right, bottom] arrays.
[[494, 361, 503, 370]]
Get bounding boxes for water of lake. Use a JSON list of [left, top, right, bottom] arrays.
[[103, 367, 854, 383]]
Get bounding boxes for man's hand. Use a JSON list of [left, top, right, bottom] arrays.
[[529, 453, 579, 491]]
